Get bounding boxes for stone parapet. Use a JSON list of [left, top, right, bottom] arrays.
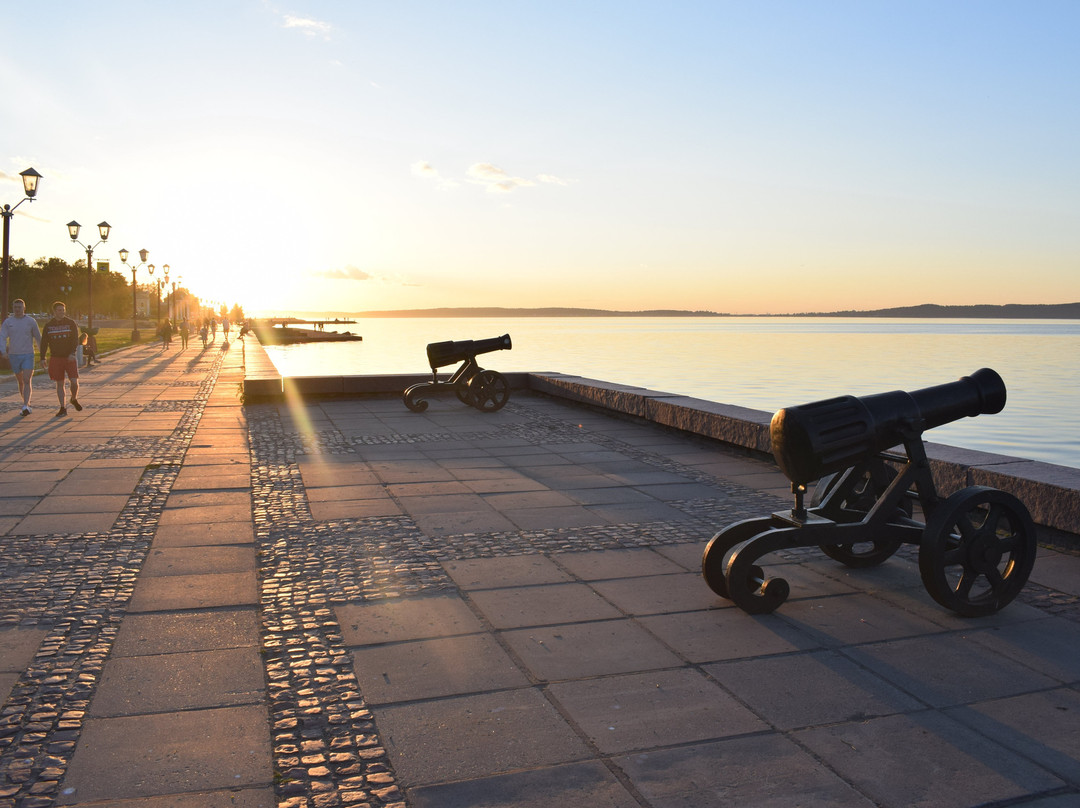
[[526, 372, 1080, 537]]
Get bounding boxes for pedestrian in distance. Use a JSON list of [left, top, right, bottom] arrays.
[[0, 298, 43, 416], [83, 330, 98, 365], [179, 318, 190, 349], [199, 323, 208, 348], [222, 315, 230, 340], [40, 301, 83, 417]]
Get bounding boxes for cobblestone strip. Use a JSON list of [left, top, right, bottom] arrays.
[[0, 352, 224, 808], [250, 410, 409, 808]]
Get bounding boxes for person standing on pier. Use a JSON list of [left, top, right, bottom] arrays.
[[39, 301, 82, 417], [0, 299, 43, 416]]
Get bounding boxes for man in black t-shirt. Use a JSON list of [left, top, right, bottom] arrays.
[[40, 301, 82, 417]]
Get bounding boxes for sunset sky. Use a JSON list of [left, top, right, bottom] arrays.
[[3, 1, 1078, 315]]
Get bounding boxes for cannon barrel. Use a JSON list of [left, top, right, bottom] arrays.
[[426, 333, 512, 369], [770, 368, 1006, 485]]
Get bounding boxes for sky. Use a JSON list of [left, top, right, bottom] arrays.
[[3, 1, 1078, 316]]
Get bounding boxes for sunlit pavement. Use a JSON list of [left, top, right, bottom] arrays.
[[1, 336, 1079, 808]]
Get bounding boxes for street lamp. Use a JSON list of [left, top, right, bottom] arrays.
[[119, 247, 149, 340], [2, 168, 42, 323], [66, 219, 111, 330]]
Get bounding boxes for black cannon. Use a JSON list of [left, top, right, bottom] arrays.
[[702, 369, 1037, 617], [403, 334, 512, 413]]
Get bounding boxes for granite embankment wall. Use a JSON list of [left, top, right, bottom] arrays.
[[241, 339, 1080, 538]]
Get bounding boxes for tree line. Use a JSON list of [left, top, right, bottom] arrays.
[[5, 255, 186, 321]]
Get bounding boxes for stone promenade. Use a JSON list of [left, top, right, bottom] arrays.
[[1, 335, 1079, 808]]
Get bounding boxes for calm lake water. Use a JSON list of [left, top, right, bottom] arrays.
[[262, 317, 1080, 470]]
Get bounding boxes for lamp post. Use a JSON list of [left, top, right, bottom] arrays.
[[66, 220, 111, 330], [162, 264, 171, 320], [119, 247, 149, 340], [2, 168, 42, 323], [170, 277, 182, 322], [147, 264, 160, 325]]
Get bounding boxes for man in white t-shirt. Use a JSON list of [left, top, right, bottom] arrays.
[[0, 299, 43, 416]]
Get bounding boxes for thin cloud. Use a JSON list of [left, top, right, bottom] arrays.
[[313, 265, 372, 281], [281, 14, 333, 39], [467, 163, 535, 193], [412, 161, 458, 189], [413, 161, 571, 194], [412, 161, 439, 178]]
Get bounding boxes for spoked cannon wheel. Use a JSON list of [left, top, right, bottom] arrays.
[[454, 377, 476, 407], [918, 486, 1036, 616], [467, 369, 510, 412], [812, 461, 910, 568]]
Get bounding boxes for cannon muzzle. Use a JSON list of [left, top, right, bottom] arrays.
[[426, 333, 512, 369], [770, 368, 1006, 484]]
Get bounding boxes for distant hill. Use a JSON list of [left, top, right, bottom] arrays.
[[797, 303, 1080, 319], [281, 303, 1080, 319], [347, 307, 726, 318]]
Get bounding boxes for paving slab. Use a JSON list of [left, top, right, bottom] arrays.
[[614, 734, 876, 808], [502, 618, 683, 681], [590, 572, 724, 615], [128, 572, 259, 612], [12, 511, 118, 534], [58, 705, 272, 804], [377, 688, 589, 786], [90, 648, 264, 716], [547, 667, 768, 754], [638, 609, 820, 663], [775, 591, 952, 646], [337, 594, 485, 645], [152, 521, 255, 547], [113, 609, 260, 656], [157, 503, 254, 524], [443, 555, 572, 589], [708, 649, 925, 730], [349, 633, 529, 704], [844, 632, 1062, 708], [142, 546, 256, 577], [944, 688, 1080, 784], [408, 760, 640, 808], [794, 711, 1065, 807], [0, 627, 48, 671], [468, 582, 623, 629]]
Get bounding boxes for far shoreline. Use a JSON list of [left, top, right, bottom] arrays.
[[263, 303, 1080, 320]]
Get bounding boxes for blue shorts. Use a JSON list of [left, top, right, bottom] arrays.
[[9, 353, 35, 374]]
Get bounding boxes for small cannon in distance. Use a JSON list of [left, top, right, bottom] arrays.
[[702, 368, 1037, 617], [403, 334, 513, 413]]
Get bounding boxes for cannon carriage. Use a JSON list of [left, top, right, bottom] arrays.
[[702, 368, 1037, 617], [403, 334, 513, 413]]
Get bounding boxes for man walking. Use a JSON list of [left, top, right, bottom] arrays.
[[0, 299, 43, 416], [40, 301, 82, 417]]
